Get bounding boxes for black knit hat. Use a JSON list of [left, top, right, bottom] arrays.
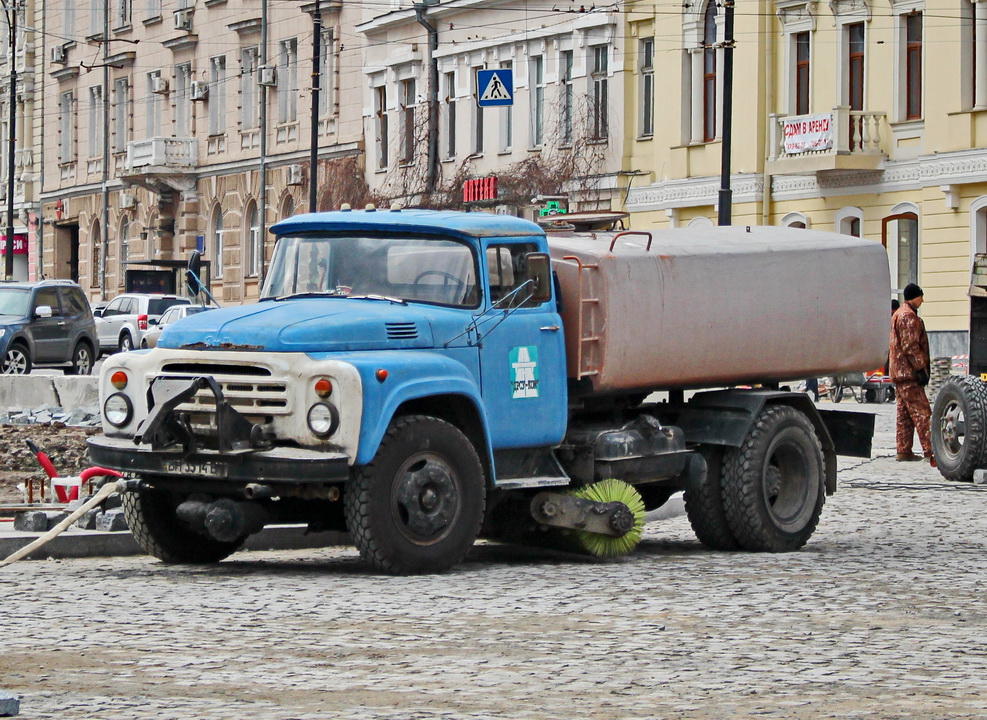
[[904, 283, 924, 301]]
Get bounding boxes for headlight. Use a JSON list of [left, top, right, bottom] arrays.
[[307, 402, 339, 437], [104, 393, 133, 427]]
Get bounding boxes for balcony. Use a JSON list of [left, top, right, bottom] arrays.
[[122, 138, 198, 194], [766, 107, 887, 175]]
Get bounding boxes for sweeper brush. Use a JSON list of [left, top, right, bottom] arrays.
[[567, 479, 646, 557]]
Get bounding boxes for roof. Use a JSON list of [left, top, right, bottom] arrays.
[[270, 208, 544, 240]]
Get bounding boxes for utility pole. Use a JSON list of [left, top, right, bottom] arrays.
[[309, 0, 321, 213], [717, 0, 735, 226], [3, 0, 16, 279]]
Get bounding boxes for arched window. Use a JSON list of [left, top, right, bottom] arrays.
[[211, 206, 224, 277], [836, 206, 864, 237], [687, 215, 714, 228], [882, 205, 919, 295], [702, 0, 718, 142], [119, 215, 130, 287], [781, 212, 810, 229], [245, 202, 260, 278], [90, 219, 101, 289], [280, 195, 295, 221], [969, 196, 987, 263]]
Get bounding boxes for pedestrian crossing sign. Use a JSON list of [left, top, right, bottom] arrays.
[[477, 69, 513, 107]]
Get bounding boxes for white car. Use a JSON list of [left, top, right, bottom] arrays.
[[141, 304, 213, 348], [95, 293, 191, 354]]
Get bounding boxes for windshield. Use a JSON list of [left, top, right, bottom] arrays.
[[262, 234, 480, 308], [0, 288, 30, 316]]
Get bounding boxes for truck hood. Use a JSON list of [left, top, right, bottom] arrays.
[[158, 299, 440, 352]]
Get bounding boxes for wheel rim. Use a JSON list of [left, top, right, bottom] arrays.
[[75, 347, 92, 374], [761, 435, 814, 529], [2, 348, 28, 374], [390, 452, 462, 545], [120, 336, 132, 352], [938, 398, 967, 462]]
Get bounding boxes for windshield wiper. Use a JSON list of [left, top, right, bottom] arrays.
[[347, 294, 408, 305], [273, 290, 349, 301]]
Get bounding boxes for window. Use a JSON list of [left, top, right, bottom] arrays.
[[443, 71, 456, 159], [113, 78, 130, 153], [175, 63, 192, 136], [640, 38, 655, 137], [500, 61, 513, 152], [374, 85, 388, 170], [487, 244, 542, 308], [399, 78, 416, 164], [90, 221, 101, 288], [530, 56, 544, 147], [88, 86, 104, 158], [115, 0, 131, 28], [147, 72, 163, 137], [241, 47, 260, 130], [119, 215, 130, 274], [561, 50, 573, 145], [146, 0, 162, 19], [278, 39, 299, 124], [245, 202, 260, 278], [591, 46, 609, 140], [209, 56, 226, 136], [703, 0, 717, 142], [795, 32, 810, 115], [212, 206, 224, 276], [91, 1, 106, 35], [836, 207, 864, 237], [59, 91, 75, 163], [319, 30, 335, 120], [34, 288, 61, 315], [905, 12, 923, 120], [472, 68, 484, 154], [883, 210, 919, 293], [848, 23, 865, 112]]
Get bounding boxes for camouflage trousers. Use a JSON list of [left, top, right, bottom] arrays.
[[895, 381, 932, 457]]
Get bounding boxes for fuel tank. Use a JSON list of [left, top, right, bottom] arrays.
[[548, 225, 891, 395]]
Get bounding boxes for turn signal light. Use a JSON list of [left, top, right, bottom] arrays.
[[110, 371, 128, 390], [314, 378, 333, 398], [375, 369, 388, 382]]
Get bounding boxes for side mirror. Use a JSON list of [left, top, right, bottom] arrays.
[[526, 253, 553, 305], [34, 305, 53, 319], [92, 308, 104, 318], [186, 250, 203, 296]]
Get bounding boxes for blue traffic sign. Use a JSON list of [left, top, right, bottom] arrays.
[[477, 69, 513, 107]]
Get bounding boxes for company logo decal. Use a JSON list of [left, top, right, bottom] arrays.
[[510, 346, 539, 398]]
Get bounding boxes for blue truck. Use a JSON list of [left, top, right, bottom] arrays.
[[88, 208, 891, 574]]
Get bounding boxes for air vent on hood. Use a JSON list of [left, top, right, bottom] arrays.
[[386, 322, 419, 340]]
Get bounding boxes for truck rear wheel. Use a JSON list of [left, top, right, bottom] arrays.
[[722, 405, 825, 552], [684, 447, 739, 550], [932, 375, 987, 482], [344, 415, 485, 575], [122, 486, 244, 563]]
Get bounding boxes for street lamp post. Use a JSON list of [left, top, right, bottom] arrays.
[[2, 0, 16, 279]]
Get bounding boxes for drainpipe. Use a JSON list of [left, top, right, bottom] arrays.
[[101, 0, 109, 298], [4, 0, 16, 280], [414, 3, 439, 196], [259, 0, 268, 285], [309, 0, 321, 212]]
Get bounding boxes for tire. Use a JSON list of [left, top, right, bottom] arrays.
[[344, 415, 485, 575], [64, 342, 94, 375], [683, 447, 739, 550], [932, 375, 987, 482], [119, 333, 134, 353], [122, 486, 244, 563], [1, 343, 31, 374], [722, 405, 825, 552]]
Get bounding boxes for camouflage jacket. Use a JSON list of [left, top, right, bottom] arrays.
[[889, 301, 930, 384]]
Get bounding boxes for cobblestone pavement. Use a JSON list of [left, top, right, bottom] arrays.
[[2, 400, 987, 719]]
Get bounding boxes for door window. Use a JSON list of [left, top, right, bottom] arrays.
[[487, 244, 541, 308], [34, 289, 62, 316]]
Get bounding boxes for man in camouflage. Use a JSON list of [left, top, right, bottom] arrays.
[[889, 283, 934, 467]]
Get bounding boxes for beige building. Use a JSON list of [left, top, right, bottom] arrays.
[[39, 0, 363, 304], [622, 0, 987, 356]]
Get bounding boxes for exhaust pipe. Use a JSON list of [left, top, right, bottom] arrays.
[[177, 495, 270, 543]]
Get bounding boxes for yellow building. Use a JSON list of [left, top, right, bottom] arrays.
[[622, 0, 987, 356]]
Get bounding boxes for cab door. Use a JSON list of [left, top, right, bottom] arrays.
[[30, 288, 65, 362], [477, 242, 567, 449]]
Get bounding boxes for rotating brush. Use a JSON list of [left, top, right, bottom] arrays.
[[567, 478, 646, 558]]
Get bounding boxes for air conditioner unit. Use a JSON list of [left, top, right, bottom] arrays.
[[120, 192, 137, 210], [258, 65, 277, 87], [151, 76, 169, 94], [189, 80, 208, 101], [286, 164, 304, 186], [50, 45, 67, 64], [174, 9, 193, 31]]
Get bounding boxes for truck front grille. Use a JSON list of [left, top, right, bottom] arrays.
[[156, 361, 290, 417]]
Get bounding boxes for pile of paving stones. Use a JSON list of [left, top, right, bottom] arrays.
[[0, 405, 101, 427]]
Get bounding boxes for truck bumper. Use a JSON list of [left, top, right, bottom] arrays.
[[87, 435, 351, 484]]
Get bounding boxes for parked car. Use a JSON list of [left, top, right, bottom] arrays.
[[94, 293, 191, 354], [0, 280, 98, 375], [141, 304, 213, 348]]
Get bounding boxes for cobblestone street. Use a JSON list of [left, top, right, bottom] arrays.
[[2, 400, 986, 719]]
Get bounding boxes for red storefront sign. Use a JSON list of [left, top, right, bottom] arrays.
[[463, 177, 498, 202], [0, 234, 27, 255]]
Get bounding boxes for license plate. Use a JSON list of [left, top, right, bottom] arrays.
[[162, 459, 227, 478]]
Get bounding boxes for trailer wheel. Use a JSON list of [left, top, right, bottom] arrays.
[[932, 375, 987, 482], [344, 415, 485, 575], [722, 405, 825, 552], [122, 486, 243, 563], [684, 447, 739, 550]]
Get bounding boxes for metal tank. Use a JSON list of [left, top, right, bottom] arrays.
[[548, 225, 891, 395]]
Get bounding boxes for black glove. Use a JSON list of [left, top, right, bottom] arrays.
[[916, 368, 930, 387]]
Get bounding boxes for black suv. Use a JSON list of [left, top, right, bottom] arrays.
[[0, 280, 98, 374]]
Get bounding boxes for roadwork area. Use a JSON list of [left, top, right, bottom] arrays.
[[1, 401, 986, 719]]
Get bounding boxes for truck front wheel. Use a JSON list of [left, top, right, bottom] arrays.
[[344, 415, 485, 575], [721, 405, 825, 552], [122, 486, 244, 563]]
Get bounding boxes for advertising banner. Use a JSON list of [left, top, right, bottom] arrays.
[[0, 234, 28, 255], [783, 114, 833, 154]]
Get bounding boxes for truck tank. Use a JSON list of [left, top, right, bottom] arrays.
[[548, 225, 891, 394]]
